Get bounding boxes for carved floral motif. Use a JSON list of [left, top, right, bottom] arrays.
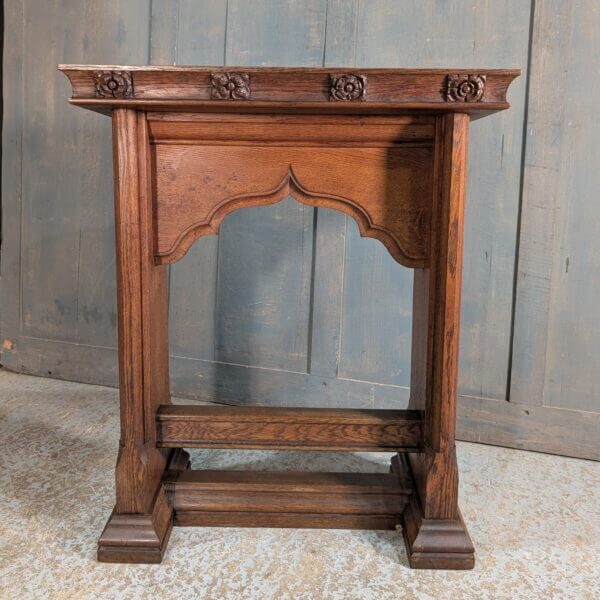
[[445, 74, 486, 102], [329, 74, 367, 101], [93, 70, 133, 98], [210, 72, 251, 99]]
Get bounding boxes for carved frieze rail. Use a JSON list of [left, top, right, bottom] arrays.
[[60, 66, 518, 114]]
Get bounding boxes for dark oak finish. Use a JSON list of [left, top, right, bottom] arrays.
[[157, 405, 423, 451], [60, 65, 519, 569], [97, 487, 172, 564], [60, 65, 519, 116], [393, 455, 474, 569], [408, 112, 469, 520], [165, 469, 411, 529], [97, 448, 189, 563], [110, 108, 171, 515], [148, 114, 434, 267]]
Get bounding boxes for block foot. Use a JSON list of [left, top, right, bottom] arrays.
[[97, 449, 190, 563], [392, 454, 475, 570], [97, 486, 172, 563]]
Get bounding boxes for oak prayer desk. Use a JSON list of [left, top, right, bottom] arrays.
[[59, 65, 519, 569]]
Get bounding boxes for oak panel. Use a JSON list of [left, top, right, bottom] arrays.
[[165, 469, 410, 528], [151, 141, 434, 268], [157, 405, 423, 451], [60, 65, 519, 112]]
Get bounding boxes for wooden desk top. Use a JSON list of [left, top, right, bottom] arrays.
[[59, 65, 519, 116]]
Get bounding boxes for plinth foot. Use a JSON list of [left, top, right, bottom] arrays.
[[97, 487, 172, 563], [392, 454, 475, 570], [98, 449, 190, 563]]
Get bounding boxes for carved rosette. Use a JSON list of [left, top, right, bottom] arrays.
[[329, 74, 367, 101], [210, 72, 251, 100], [93, 70, 133, 98], [445, 74, 486, 103]]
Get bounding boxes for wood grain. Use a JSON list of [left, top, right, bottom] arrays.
[[60, 65, 519, 113], [151, 135, 433, 268], [164, 468, 410, 529], [408, 113, 470, 520], [393, 455, 474, 570], [148, 114, 435, 144], [173, 512, 399, 530], [111, 109, 170, 514], [97, 486, 173, 564], [157, 405, 423, 451], [61, 62, 514, 569]]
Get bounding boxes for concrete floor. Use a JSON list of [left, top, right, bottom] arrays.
[[0, 370, 598, 600]]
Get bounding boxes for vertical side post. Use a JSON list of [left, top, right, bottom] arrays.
[[398, 112, 474, 569], [418, 111, 469, 517], [98, 109, 183, 563]]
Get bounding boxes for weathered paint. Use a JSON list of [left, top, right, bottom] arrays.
[[156, 1, 228, 362], [513, 0, 600, 413], [1, 0, 599, 459]]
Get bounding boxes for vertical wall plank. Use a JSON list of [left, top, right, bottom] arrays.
[[155, 1, 228, 361], [19, 0, 150, 348], [456, 2, 531, 402], [150, 0, 179, 65], [510, 0, 571, 406], [76, 1, 151, 347], [225, 0, 326, 66], [345, 0, 531, 402], [0, 0, 24, 352], [513, 0, 600, 412], [216, 198, 315, 371], [308, 0, 358, 379], [339, 222, 413, 388], [543, 0, 600, 412], [20, 0, 87, 342], [214, 0, 326, 376]]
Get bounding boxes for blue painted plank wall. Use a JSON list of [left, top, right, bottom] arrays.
[[2, 0, 599, 458]]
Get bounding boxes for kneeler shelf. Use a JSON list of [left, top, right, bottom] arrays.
[[60, 65, 519, 570]]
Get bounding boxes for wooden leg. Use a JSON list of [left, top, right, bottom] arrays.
[[98, 109, 180, 563], [401, 113, 474, 569]]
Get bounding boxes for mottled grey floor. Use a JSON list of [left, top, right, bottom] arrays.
[[0, 370, 598, 599]]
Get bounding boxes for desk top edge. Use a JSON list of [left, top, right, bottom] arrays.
[[59, 65, 520, 115], [59, 64, 520, 74]]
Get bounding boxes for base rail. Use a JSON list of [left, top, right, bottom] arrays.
[[156, 405, 424, 452]]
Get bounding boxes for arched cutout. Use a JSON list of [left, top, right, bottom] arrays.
[[156, 168, 426, 268], [151, 143, 433, 269]]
